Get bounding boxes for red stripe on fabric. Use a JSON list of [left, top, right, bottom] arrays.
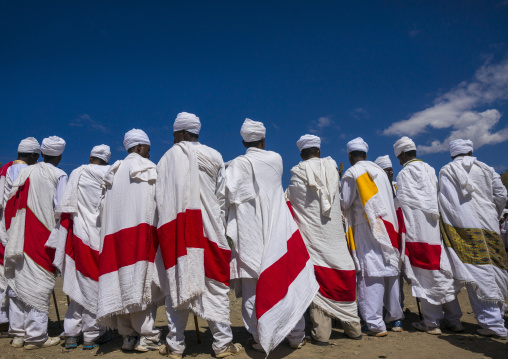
[[314, 265, 356, 302], [0, 243, 4, 266], [24, 207, 56, 273], [4, 178, 30, 230], [255, 229, 310, 320], [405, 242, 441, 270], [286, 201, 295, 219], [0, 162, 13, 177], [61, 213, 100, 281], [158, 209, 231, 286], [380, 217, 400, 251], [99, 223, 158, 276]]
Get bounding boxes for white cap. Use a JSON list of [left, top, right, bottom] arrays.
[[449, 139, 473, 157], [90, 144, 111, 163], [393, 136, 416, 157], [374, 155, 393, 169], [123, 129, 150, 151], [41, 136, 66, 156], [17, 137, 41, 154], [173, 112, 201, 135], [346, 137, 369, 154], [240, 118, 266, 142], [296, 134, 321, 151]]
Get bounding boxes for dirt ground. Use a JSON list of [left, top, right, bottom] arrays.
[[0, 279, 506, 359]]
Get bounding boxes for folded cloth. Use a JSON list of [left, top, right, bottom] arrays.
[[449, 139, 473, 157], [173, 112, 201, 135], [123, 129, 150, 151], [240, 118, 266, 142], [346, 137, 368, 154], [41, 136, 66, 156], [393, 136, 416, 157], [18, 137, 40, 154], [90, 145, 111, 163], [296, 134, 321, 151], [374, 155, 392, 170]]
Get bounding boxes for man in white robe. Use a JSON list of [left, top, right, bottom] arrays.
[[286, 134, 361, 345], [4, 136, 67, 349], [156, 112, 242, 359], [97, 129, 164, 352], [0, 137, 40, 336], [46, 145, 112, 350], [394, 136, 462, 335], [374, 155, 397, 199], [223, 119, 318, 354], [341, 138, 403, 336], [438, 139, 508, 339]]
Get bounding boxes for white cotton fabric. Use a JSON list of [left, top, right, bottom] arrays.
[[97, 152, 163, 327], [449, 139, 473, 157], [173, 112, 201, 135], [46, 164, 110, 314], [374, 155, 392, 170], [41, 136, 66, 156], [224, 148, 318, 354], [90, 145, 111, 163], [156, 141, 231, 324], [18, 137, 40, 154], [397, 160, 460, 305], [346, 137, 368, 154], [286, 157, 359, 324], [240, 118, 266, 142], [123, 129, 150, 151], [393, 136, 416, 157], [438, 156, 508, 303], [296, 134, 321, 151]]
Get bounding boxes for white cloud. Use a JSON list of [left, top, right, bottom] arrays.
[[70, 114, 108, 133], [383, 58, 508, 154], [309, 116, 334, 133]]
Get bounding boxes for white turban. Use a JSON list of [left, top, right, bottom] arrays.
[[41, 136, 66, 156], [18, 137, 40, 154], [173, 112, 201, 135], [393, 136, 416, 157], [296, 134, 321, 151], [346, 137, 369, 154], [449, 139, 473, 157], [90, 144, 111, 163], [240, 118, 266, 142], [123, 129, 150, 151], [375, 155, 393, 169]]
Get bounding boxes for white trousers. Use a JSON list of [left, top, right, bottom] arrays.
[[357, 272, 403, 332], [0, 287, 9, 324], [116, 306, 160, 341], [165, 296, 232, 355], [466, 283, 507, 337], [64, 300, 105, 342], [7, 288, 48, 344], [241, 278, 305, 346], [419, 297, 462, 328]]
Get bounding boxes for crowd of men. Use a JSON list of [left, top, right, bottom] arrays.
[[0, 113, 506, 358]]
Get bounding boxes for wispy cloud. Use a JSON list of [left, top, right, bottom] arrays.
[[350, 108, 369, 120], [70, 114, 109, 133], [309, 116, 334, 134], [408, 23, 420, 38], [382, 57, 508, 154]]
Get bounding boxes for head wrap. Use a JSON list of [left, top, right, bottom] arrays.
[[17, 137, 41, 154], [41, 136, 66, 156], [449, 139, 473, 157], [123, 129, 150, 151], [375, 155, 393, 169], [296, 134, 321, 152], [90, 144, 111, 163], [393, 136, 416, 157], [240, 118, 266, 142], [173, 112, 201, 135], [346, 137, 369, 154]]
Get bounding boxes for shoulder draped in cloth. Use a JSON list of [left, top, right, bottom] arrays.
[[397, 160, 460, 305], [46, 164, 110, 314], [3, 162, 61, 313], [97, 153, 164, 327], [156, 141, 232, 325], [286, 157, 359, 325], [438, 156, 508, 303], [224, 147, 318, 355], [0, 161, 14, 292]]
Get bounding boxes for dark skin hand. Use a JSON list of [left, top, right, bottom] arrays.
[[128, 144, 151, 159]]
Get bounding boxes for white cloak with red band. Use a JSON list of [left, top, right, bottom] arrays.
[[0, 161, 14, 291], [396, 159, 459, 305], [286, 157, 359, 325], [97, 153, 164, 327], [225, 148, 319, 354], [156, 141, 231, 325], [46, 164, 109, 314], [4, 163, 61, 313]]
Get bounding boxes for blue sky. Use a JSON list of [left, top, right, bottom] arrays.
[[1, 1, 508, 185]]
